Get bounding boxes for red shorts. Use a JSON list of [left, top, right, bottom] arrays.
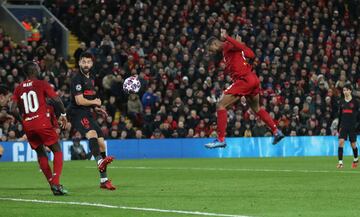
[[224, 72, 260, 96], [25, 127, 59, 150]]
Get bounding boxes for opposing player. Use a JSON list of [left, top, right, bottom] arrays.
[[69, 52, 116, 190], [205, 29, 284, 148], [337, 84, 359, 169], [10, 61, 68, 195]]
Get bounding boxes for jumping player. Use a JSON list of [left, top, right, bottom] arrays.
[[10, 61, 68, 195], [337, 83, 359, 169], [69, 52, 115, 190], [204, 29, 284, 148]]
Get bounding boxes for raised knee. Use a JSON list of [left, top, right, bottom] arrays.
[[86, 130, 98, 139], [216, 102, 226, 110]]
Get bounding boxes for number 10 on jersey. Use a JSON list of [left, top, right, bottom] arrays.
[[20, 90, 39, 114]]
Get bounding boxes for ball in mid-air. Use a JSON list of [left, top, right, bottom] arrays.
[[123, 76, 141, 93]]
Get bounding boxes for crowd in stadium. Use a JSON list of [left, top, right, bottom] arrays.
[[0, 0, 359, 141]]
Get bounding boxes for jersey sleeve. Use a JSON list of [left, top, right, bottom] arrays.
[[42, 81, 58, 98], [70, 75, 83, 96], [225, 35, 255, 58], [222, 41, 233, 54]]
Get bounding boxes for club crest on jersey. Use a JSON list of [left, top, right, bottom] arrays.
[[349, 103, 353, 108], [76, 84, 82, 91]]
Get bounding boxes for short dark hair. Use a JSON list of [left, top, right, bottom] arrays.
[[205, 36, 218, 47], [23, 61, 38, 77], [343, 83, 353, 91], [79, 52, 94, 61]]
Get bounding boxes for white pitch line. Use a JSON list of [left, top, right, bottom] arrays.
[[0, 198, 252, 217], [86, 166, 360, 174]]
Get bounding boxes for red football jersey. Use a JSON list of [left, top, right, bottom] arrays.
[[12, 79, 58, 131], [222, 35, 255, 79]]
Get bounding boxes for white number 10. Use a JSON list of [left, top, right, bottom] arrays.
[[20, 90, 39, 114]]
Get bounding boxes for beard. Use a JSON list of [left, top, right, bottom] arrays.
[[80, 66, 90, 74]]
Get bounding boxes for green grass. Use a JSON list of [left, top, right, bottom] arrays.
[[0, 157, 359, 217]]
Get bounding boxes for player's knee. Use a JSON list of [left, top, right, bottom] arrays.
[[339, 140, 345, 147], [98, 138, 105, 145], [216, 102, 226, 110], [50, 143, 62, 153], [86, 130, 98, 139], [35, 146, 47, 157]]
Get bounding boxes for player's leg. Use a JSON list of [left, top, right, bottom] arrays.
[[337, 138, 345, 168], [27, 131, 53, 184], [86, 130, 102, 162], [72, 112, 113, 173], [350, 129, 358, 168], [47, 143, 63, 186], [47, 142, 67, 195], [246, 93, 284, 144], [39, 127, 63, 185], [205, 93, 240, 148], [86, 130, 113, 172], [98, 137, 116, 190], [39, 127, 67, 195], [35, 145, 53, 183], [98, 137, 106, 155]]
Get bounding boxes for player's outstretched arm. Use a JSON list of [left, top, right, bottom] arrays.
[[95, 106, 108, 118], [51, 96, 68, 129], [74, 94, 101, 107], [50, 96, 66, 114]]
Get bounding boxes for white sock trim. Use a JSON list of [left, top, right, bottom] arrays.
[[100, 178, 108, 183]]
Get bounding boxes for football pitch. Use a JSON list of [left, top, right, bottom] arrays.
[[0, 157, 359, 217]]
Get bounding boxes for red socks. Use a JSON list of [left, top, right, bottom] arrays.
[[52, 152, 63, 185], [38, 156, 52, 182], [217, 109, 227, 142], [256, 109, 277, 134]]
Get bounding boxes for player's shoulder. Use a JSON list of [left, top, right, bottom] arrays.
[[33, 79, 53, 88], [33, 79, 46, 85], [353, 97, 360, 106], [71, 72, 84, 83], [223, 41, 232, 49], [13, 82, 23, 95]]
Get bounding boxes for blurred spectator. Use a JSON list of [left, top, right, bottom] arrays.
[[69, 138, 87, 160], [120, 130, 128, 139], [151, 128, 164, 139], [244, 124, 253, 137], [109, 129, 119, 139], [252, 120, 268, 137], [141, 87, 158, 109], [135, 130, 144, 139], [127, 93, 143, 127]]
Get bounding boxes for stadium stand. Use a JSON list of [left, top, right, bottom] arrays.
[[0, 0, 359, 140]]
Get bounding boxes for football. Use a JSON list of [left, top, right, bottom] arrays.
[[123, 76, 141, 93]]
